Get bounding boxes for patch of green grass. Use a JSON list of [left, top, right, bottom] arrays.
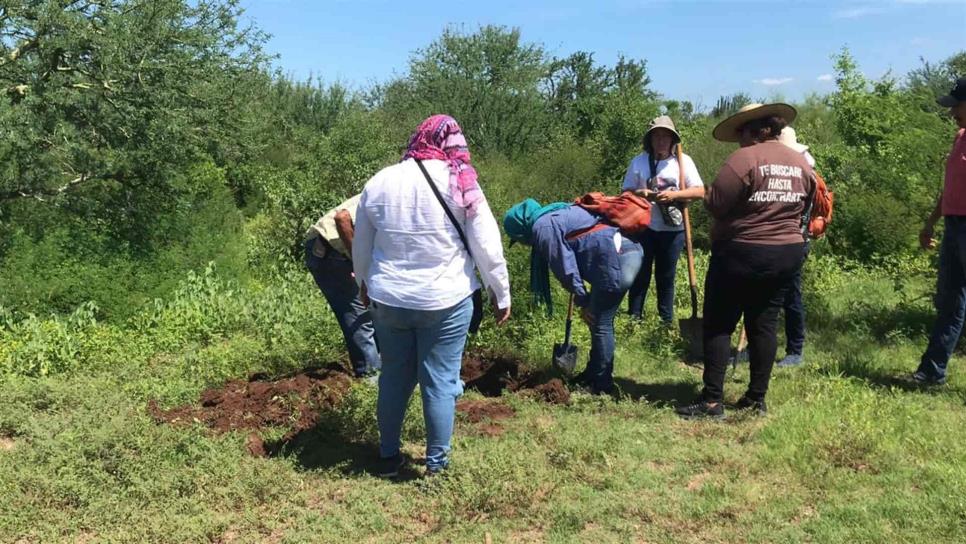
[[2, 261, 966, 543]]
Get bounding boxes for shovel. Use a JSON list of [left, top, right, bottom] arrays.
[[552, 293, 578, 375], [676, 143, 703, 363]]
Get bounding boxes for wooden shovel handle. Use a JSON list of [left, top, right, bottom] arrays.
[[677, 143, 699, 317], [564, 293, 575, 344]]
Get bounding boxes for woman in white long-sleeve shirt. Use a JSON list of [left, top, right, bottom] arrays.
[[352, 114, 511, 478]]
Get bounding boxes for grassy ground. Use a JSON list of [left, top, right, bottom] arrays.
[[2, 257, 966, 543]]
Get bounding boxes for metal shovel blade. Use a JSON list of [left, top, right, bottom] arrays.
[[679, 316, 703, 364], [552, 342, 578, 375]]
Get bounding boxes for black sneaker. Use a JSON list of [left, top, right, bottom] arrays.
[[734, 396, 768, 415], [375, 454, 405, 479], [675, 400, 725, 420], [909, 370, 947, 386]]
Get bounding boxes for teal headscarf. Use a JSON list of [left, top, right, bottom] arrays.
[[503, 199, 570, 314]]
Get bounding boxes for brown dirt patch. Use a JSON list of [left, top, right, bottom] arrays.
[[0, 436, 14, 451], [151, 353, 569, 457], [457, 399, 516, 436], [148, 363, 352, 454], [526, 379, 571, 404], [456, 399, 516, 423], [461, 352, 570, 405]]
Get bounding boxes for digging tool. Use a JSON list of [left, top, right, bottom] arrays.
[[676, 142, 703, 363], [552, 293, 578, 375]]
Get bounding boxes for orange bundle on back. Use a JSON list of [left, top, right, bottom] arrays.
[[808, 170, 834, 239], [573, 191, 652, 235]]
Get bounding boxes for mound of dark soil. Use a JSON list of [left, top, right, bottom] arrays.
[[150, 353, 569, 457], [461, 352, 570, 405], [456, 399, 516, 436], [148, 363, 352, 441]]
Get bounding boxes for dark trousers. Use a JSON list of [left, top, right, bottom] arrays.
[[304, 239, 381, 377], [627, 229, 685, 323], [918, 216, 966, 380], [702, 241, 805, 402], [782, 243, 810, 355]]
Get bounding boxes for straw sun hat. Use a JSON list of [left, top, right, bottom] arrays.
[[778, 126, 808, 154], [712, 103, 798, 143]]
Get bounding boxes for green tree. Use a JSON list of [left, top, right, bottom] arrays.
[[382, 25, 551, 157], [0, 0, 269, 209]]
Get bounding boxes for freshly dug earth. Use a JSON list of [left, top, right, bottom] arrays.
[[456, 399, 515, 436], [150, 353, 568, 456], [461, 352, 571, 405], [148, 363, 352, 452]]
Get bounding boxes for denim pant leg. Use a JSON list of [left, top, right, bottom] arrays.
[[305, 243, 381, 376], [588, 239, 643, 391], [627, 231, 656, 318], [654, 230, 685, 324], [371, 303, 420, 459], [415, 297, 472, 470], [782, 244, 809, 355], [919, 218, 966, 379]]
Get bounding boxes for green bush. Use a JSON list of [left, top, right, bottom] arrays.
[[0, 161, 246, 321], [0, 302, 98, 377]]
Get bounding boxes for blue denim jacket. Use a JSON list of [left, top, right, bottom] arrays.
[[531, 206, 624, 307]]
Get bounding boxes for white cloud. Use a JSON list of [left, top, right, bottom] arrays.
[[755, 77, 793, 86], [817, 74, 834, 82], [833, 6, 884, 19]]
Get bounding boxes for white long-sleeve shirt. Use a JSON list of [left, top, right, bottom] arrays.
[[352, 158, 511, 311]]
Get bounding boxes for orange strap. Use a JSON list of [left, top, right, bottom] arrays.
[[565, 222, 611, 241]]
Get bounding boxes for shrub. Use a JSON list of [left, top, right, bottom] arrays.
[[0, 302, 98, 377]]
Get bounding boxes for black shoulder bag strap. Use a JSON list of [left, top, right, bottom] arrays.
[[647, 154, 659, 192], [416, 159, 471, 252], [801, 169, 818, 240], [415, 159, 484, 333]]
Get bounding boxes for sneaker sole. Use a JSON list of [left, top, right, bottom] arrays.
[[676, 412, 726, 421]]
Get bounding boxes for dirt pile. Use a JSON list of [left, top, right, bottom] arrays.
[[150, 353, 569, 456], [461, 352, 570, 405], [148, 363, 352, 447], [456, 399, 515, 436]]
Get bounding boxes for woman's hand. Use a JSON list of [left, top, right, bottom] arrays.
[[920, 224, 937, 250], [493, 303, 511, 326], [655, 190, 677, 204]]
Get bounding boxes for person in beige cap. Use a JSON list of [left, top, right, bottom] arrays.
[[304, 194, 381, 379], [621, 115, 705, 323], [677, 103, 815, 419]]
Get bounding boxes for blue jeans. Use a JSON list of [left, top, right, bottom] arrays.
[[782, 243, 810, 355], [918, 217, 966, 380], [371, 296, 472, 471], [627, 229, 685, 323], [584, 237, 643, 392], [304, 240, 381, 377]]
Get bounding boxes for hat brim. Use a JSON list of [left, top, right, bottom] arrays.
[[712, 103, 798, 143], [937, 95, 962, 107], [643, 125, 681, 144], [641, 126, 681, 149]]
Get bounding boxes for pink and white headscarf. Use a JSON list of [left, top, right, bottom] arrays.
[[402, 114, 483, 215]]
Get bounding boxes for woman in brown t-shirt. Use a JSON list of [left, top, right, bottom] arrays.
[[676, 103, 815, 420]]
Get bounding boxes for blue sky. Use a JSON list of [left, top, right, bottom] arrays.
[[239, 0, 966, 108]]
